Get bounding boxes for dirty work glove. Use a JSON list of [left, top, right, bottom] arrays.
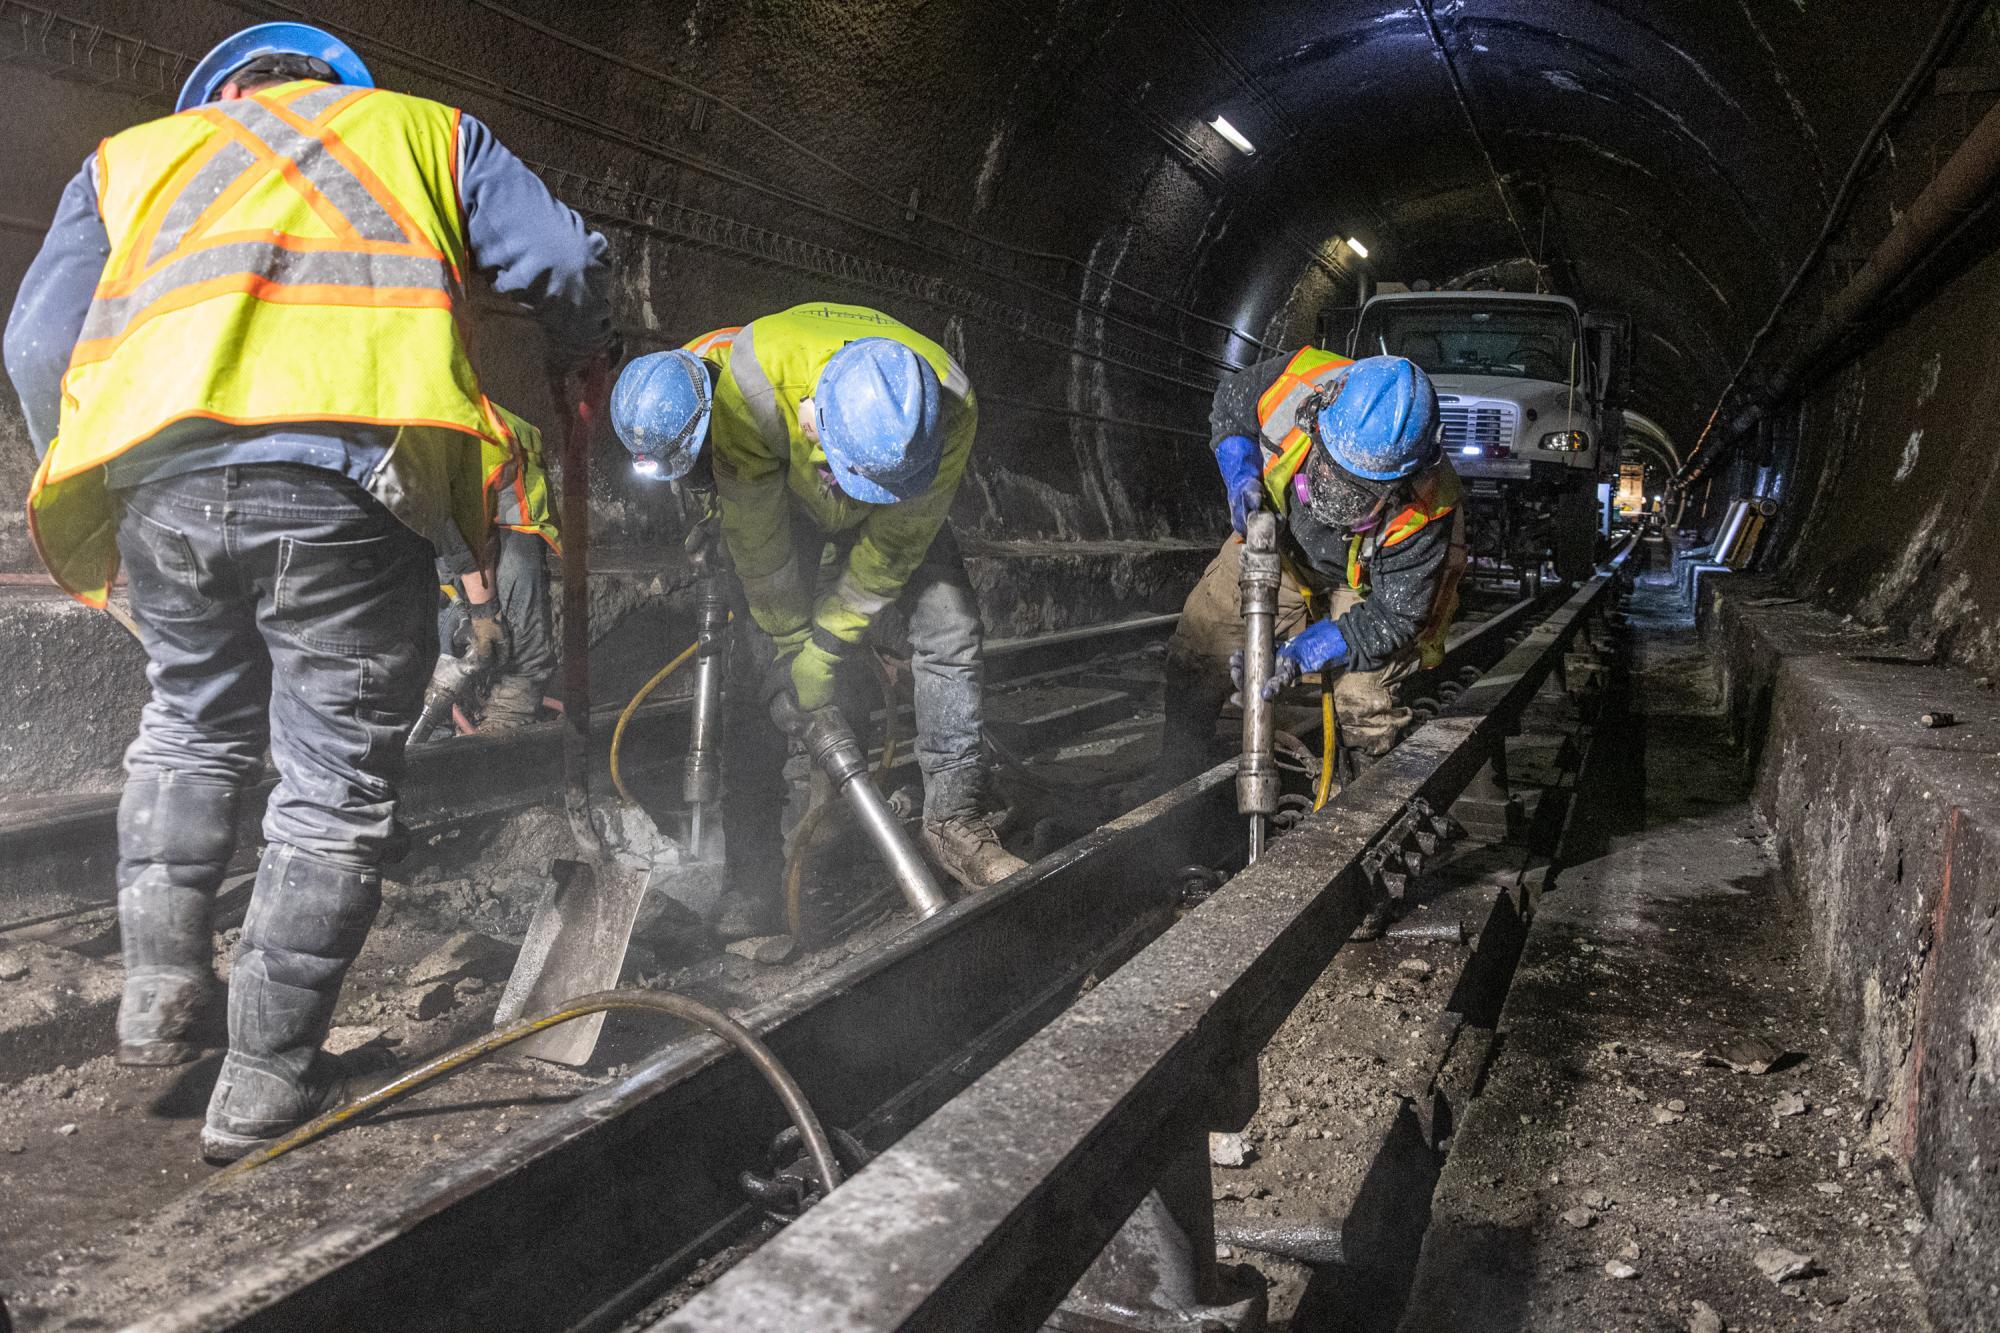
[[789, 637, 846, 713], [1266, 621, 1349, 700], [1215, 434, 1265, 538], [464, 600, 507, 676], [759, 625, 811, 707]]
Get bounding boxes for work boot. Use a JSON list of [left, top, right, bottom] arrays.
[[202, 844, 381, 1161], [478, 674, 544, 733], [711, 886, 785, 943], [116, 777, 239, 1066], [200, 1046, 398, 1163], [922, 815, 1028, 891]]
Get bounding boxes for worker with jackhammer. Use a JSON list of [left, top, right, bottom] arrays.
[[610, 303, 1026, 938], [425, 403, 562, 735], [3, 23, 613, 1161], [1156, 353, 1467, 785]]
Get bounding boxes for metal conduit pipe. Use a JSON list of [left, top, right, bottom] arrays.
[[1684, 91, 2000, 484], [1678, 0, 1985, 482]]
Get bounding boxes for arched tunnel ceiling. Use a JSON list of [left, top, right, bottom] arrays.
[[1116, 0, 1946, 454]]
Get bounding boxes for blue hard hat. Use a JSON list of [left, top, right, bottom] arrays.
[[1310, 356, 1441, 482], [611, 350, 713, 481], [814, 339, 944, 505], [178, 23, 374, 113]]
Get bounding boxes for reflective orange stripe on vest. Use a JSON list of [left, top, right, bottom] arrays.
[[1254, 346, 1353, 510], [1343, 462, 1463, 591], [70, 84, 455, 374], [685, 326, 741, 357]]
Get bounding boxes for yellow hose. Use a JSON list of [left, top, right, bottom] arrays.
[[608, 638, 703, 807], [212, 988, 843, 1194], [1315, 688, 1338, 811]]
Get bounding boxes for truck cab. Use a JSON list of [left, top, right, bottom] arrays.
[[1351, 289, 1627, 583]]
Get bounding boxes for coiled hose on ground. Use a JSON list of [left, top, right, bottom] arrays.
[[213, 988, 843, 1196]]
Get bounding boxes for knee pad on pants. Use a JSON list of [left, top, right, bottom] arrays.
[[117, 777, 240, 887]]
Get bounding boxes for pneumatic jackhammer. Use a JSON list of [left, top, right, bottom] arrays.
[[1237, 511, 1282, 863], [768, 693, 952, 921], [681, 515, 731, 858]]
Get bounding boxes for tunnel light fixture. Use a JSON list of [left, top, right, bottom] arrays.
[[1345, 236, 1370, 259], [1209, 115, 1255, 155]]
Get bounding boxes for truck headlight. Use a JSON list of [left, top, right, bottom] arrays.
[[1540, 430, 1589, 452]]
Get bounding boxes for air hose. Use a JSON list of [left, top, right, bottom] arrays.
[[1315, 690, 1338, 811], [608, 636, 701, 807], [213, 988, 843, 1196]]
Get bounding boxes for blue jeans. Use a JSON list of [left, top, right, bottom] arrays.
[[116, 464, 438, 868]]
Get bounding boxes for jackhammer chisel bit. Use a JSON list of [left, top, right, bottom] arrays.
[[770, 694, 951, 920], [1238, 511, 1282, 863], [682, 520, 731, 856]]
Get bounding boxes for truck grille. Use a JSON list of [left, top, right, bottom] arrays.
[[1438, 403, 1518, 453]]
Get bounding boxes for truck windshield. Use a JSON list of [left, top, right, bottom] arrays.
[[1356, 299, 1580, 384]]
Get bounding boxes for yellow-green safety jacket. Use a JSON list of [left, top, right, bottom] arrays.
[[487, 402, 558, 551], [690, 303, 974, 649], [26, 79, 502, 606]]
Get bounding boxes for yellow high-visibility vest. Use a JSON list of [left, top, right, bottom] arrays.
[[28, 79, 498, 605], [1254, 345, 1355, 511], [1256, 346, 1466, 668], [487, 403, 559, 552]]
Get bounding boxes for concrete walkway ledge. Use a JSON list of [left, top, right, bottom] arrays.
[[1701, 573, 2000, 1329]]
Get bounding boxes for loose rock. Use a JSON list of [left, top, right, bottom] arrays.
[[1688, 1300, 1725, 1333], [1752, 1248, 1815, 1283], [1208, 1132, 1253, 1168], [1773, 1091, 1808, 1118], [56, 1123, 78, 1137], [1603, 1260, 1638, 1280], [407, 981, 456, 1021], [1706, 1035, 1781, 1075], [724, 934, 799, 966], [407, 932, 513, 986], [1396, 957, 1433, 979], [325, 1025, 389, 1056], [1561, 1206, 1596, 1229], [0, 949, 29, 982]]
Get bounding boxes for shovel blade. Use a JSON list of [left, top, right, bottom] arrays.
[[495, 858, 650, 1065]]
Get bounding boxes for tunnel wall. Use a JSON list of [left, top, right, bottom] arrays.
[[0, 0, 1299, 792], [1772, 240, 2000, 675], [0, 0, 1278, 602]]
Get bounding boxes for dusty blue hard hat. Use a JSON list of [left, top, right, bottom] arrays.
[[611, 350, 712, 481], [814, 339, 943, 504], [1310, 356, 1441, 482], [178, 24, 374, 113]]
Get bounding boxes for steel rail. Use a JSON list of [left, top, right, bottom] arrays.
[[656, 556, 1630, 1332], [0, 613, 1182, 931], [123, 598, 1539, 1333]]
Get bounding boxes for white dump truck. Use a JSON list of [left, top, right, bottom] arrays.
[[1350, 288, 1628, 584]]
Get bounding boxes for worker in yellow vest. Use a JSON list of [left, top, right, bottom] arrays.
[[1157, 353, 1467, 783], [2, 23, 613, 1161], [612, 304, 1027, 935], [427, 403, 562, 733]]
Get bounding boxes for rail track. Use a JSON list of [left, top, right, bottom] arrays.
[[0, 560, 1626, 1333]]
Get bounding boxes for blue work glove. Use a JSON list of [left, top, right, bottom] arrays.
[[789, 637, 845, 712], [1215, 434, 1264, 537], [1265, 621, 1350, 700]]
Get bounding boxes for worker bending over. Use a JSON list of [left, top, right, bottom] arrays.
[[431, 403, 562, 733], [4, 23, 612, 1160], [612, 303, 1025, 933], [1158, 353, 1466, 783]]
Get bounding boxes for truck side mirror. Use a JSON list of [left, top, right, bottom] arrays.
[[1581, 313, 1632, 410]]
